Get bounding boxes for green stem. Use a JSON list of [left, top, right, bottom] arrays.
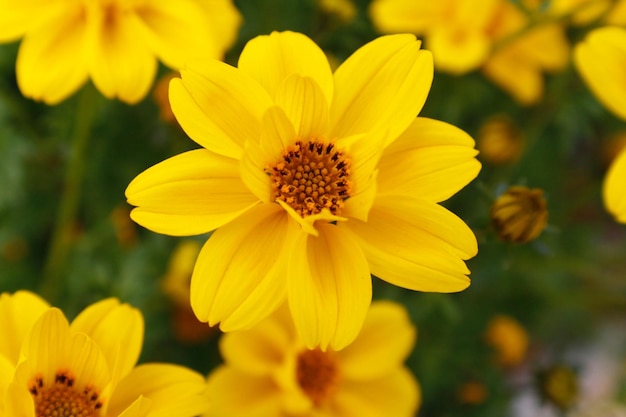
[[39, 86, 97, 303]]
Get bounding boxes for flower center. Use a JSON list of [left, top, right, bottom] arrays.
[[267, 140, 351, 217], [296, 348, 340, 406], [29, 370, 102, 417]]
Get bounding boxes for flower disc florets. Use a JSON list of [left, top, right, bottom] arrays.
[[267, 140, 351, 217], [30, 371, 102, 417]]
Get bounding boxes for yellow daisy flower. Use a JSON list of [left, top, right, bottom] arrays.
[[0, 293, 210, 417], [206, 301, 421, 417], [126, 31, 481, 350], [0, 0, 241, 104], [574, 27, 626, 121], [603, 147, 626, 223]]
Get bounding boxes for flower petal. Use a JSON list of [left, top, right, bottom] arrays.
[[604, 147, 626, 223], [288, 223, 372, 350], [0, 0, 58, 42], [574, 27, 626, 121], [170, 60, 273, 159], [240, 106, 296, 203], [20, 309, 110, 395], [115, 396, 152, 417], [15, 4, 89, 104], [0, 291, 49, 365], [238, 31, 334, 103], [378, 117, 480, 202], [108, 364, 209, 417], [275, 74, 330, 139], [219, 305, 293, 376], [337, 301, 416, 380], [88, 11, 157, 103], [343, 196, 476, 292], [126, 149, 260, 236], [132, 1, 223, 69], [5, 373, 37, 417], [207, 367, 283, 417], [70, 299, 143, 386], [328, 368, 421, 417], [330, 34, 433, 146], [190, 203, 294, 332]]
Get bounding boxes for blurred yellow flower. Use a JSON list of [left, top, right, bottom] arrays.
[[574, 27, 626, 121], [162, 240, 217, 344], [1, 292, 210, 417], [318, 0, 357, 22], [457, 380, 488, 405], [0, 0, 241, 104], [126, 31, 481, 350], [490, 186, 548, 243], [206, 301, 420, 417], [538, 365, 579, 411], [484, 314, 529, 367], [477, 115, 525, 165], [547, 0, 613, 25], [603, 147, 626, 223], [369, 0, 569, 104]]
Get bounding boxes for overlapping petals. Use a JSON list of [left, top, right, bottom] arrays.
[[603, 148, 626, 223]]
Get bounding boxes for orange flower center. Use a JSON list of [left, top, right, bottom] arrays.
[[29, 370, 102, 417], [267, 140, 351, 217], [296, 348, 340, 406]]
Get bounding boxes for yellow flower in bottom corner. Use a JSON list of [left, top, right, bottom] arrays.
[[603, 147, 626, 223], [126, 30, 481, 351], [206, 301, 420, 417], [0, 291, 209, 417], [574, 27, 626, 121]]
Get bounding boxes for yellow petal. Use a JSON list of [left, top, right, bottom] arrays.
[[428, 27, 490, 73], [202, 0, 242, 54], [15, 4, 89, 104], [0, 291, 49, 365], [603, 147, 626, 222], [0, 354, 15, 411], [116, 396, 152, 417], [190, 204, 293, 331], [238, 31, 334, 103], [328, 368, 421, 417], [0, 0, 58, 42], [378, 117, 481, 203], [171, 60, 272, 159], [126, 149, 259, 236], [275, 74, 330, 139], [369, 0, 443, 33], [574, 27, 626, 121], [70, 298, 143, 386], [219, 308, 292, 375], [483, 51, 543, 105], [330, 34, 433, 146], [240, 106, 296, 203], [132, 1, 221, 69], [343, 196, 475, 292], [5, 373, 36, 417], [88, 9, 157, 103], [337, 301, 416, 380], [288, 223, 372, 351], [108, 364, 209, 417], [207, 367, 283, 417], [20, 309, 110, 395]]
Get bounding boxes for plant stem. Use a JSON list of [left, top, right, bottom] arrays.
[[39, 86, 97, 303]]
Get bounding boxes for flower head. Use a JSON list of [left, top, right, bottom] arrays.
[[0, 291, 209, 417], [126, 31, 481, 350], [477, 115, 525, 165], [490, 186, 548, 243], [484, 314, 529, 367], [206, 301, 420, 417], [1, 0, 241, 104]]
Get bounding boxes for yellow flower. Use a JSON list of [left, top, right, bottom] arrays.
[[0, 292, 210, 417], [369, 0, 569, 104], [484, 314, 529, 368], [546, 0, 613, 25], [125, 31, 481, 350], [0, 0, 241, 104], [538, 365, 579, 411], [490, 186, 548, 243], [476, 115, 525, 165], [574, 27, 626, 121], [603, 147, 626, 223], [206, 301, 420, 417], [317, 0, 357, 22]]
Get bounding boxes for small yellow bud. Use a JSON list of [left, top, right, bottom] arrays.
[[490, 186, 548, 243], [477, 115, 525, 165]]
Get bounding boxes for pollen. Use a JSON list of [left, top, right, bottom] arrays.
[[267, 140, 351, 217], [296, 348, 340, 406], [29, 370, 102, 417]]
